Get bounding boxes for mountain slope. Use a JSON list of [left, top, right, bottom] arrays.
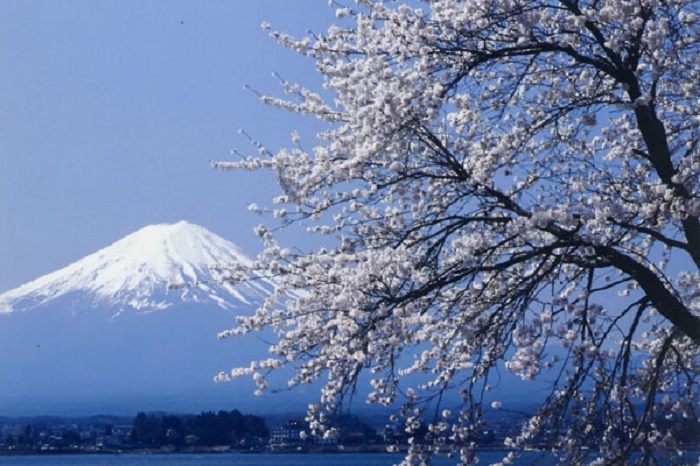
[[0, 221, 300, 415], [0, 221, 272, 315]]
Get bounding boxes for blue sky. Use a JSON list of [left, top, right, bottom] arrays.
[[0, 1, 336, 293]]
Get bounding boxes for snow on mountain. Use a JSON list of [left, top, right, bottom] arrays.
[[0, 220, 272, 315], [0, 221, 294, 415]]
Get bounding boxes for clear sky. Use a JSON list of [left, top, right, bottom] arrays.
[[0, 1, 336, 293]]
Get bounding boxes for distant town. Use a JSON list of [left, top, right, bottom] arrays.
[[1, 408, 698, 455], [0, 409, 519, 454]]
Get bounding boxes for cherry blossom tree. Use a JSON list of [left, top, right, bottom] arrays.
[[214, 1, 700, 464]]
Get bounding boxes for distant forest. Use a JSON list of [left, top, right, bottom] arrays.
[[128, 410, 268, 447]]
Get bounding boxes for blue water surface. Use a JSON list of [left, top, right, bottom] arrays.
[[0, 452, 698, 466], [0, 452, 452, 466]]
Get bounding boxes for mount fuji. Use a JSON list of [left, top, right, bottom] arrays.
[[0, 220, 273, 315], [0, 221, 303, 416]]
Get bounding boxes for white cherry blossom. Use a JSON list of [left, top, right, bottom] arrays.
[[216, 1, 700, 464]]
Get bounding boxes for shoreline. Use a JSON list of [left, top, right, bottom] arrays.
[[2, 446, 700, 456]]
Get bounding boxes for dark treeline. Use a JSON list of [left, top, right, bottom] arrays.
[[3, 405, 698, 454], [128, 410, 268, 448]]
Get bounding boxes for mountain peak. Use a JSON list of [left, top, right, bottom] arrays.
[[0, 222, 270, 314]]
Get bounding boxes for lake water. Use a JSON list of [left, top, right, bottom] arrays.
[[0, 452, 697, 466], [0, 452, 485, 466]]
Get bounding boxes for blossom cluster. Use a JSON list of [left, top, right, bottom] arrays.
[[216, 1, 700, 464]]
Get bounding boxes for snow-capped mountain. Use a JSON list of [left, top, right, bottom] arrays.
[[0, 221, 300, 416], [0, 220, 272, 315]]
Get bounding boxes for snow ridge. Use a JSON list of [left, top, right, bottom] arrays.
[[0, 221, 271, 314]]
